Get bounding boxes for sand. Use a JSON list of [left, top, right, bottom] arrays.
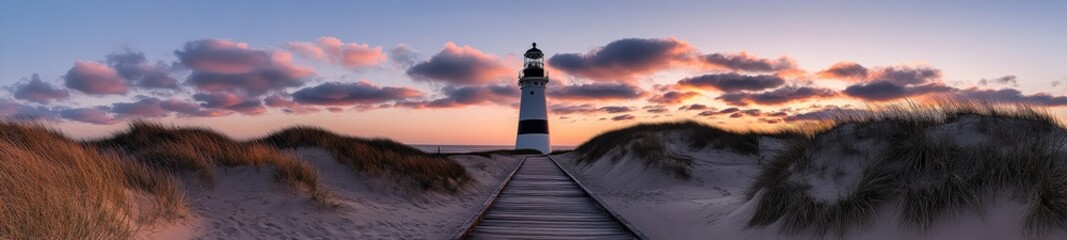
[[554, 121, 1067, 240], [137, 148, 520, 239]]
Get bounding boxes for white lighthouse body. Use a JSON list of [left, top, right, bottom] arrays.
[[515, 43, 550, 154]]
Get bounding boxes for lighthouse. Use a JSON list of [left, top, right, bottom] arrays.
[[515, 43, 550, 154]]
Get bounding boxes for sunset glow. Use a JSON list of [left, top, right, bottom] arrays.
[[2, 1, 1066, 146]]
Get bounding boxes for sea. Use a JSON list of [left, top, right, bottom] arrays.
[[412, 145, 575, 154]]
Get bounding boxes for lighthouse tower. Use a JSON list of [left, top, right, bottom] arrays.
[[515, 43, 550, 154]]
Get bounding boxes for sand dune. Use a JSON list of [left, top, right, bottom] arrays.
[[556, 106, 1067, 240], [141, 149, 520, 239], [8, 102, 1067, 239]]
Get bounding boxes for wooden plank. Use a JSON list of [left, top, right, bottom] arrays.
[[458, 156, 639, 239], [448, 156, 528, 240]]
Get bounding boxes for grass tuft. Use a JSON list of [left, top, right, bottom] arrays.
[[745, 100, 1067, 237], [0, 122, 184, 239], [90, 121, 320, 194], [256, 126, 471, 193]]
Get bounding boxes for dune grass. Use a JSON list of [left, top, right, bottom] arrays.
[[1, 121, 477, 238], [256, 126, 471, 193], [90, 121, 321, 195], [572, 120, 760, 179], [745, 100, 1067, 237], [0, 122, 184, 239]]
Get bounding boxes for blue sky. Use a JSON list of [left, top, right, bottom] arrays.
[[1, 1, 1066, 145]]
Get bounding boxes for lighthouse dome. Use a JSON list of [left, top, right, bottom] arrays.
[[524, 43, 543, 59]]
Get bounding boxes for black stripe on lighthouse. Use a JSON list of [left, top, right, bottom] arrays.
[[517, 119, 548, 134]]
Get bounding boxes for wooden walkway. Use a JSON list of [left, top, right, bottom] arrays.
[[453, 156, 638, 240]]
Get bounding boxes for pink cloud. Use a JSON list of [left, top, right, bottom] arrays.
[[291, 80, 423, 106], [406, 42, 515, 85], [63, 61, 128, 95], [287, 37, 387, 69], [192, 92, 267, 115], [13, 74, 70, 104], [160, 99, 233, 117], [178, 39, 315, 96]]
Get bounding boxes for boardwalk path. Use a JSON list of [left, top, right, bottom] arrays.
[[452, 156, 641, 239]]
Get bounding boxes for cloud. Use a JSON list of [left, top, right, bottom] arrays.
[[286, 37, 387, 69], [406, 42, 513, 85], [700, 52, 797, 73], [676, 73, 786, 92], [678, 103, 710, 111], [717, 86, 837, 106], [549, 38, 805, 82], [978, 75, 1018, 87], [818, 63, 940, 86], [843, 81, 954, 101], [816, 62, 868, 80], [766, 111, 789, 117], [874, 65, 941, 85], [291, 81, 422, 106], [285, 41, 324, 60], [599, 106, 634, 113], [548, 104, 634, 115], [264, 94, 320, 114], [177, 39, 315, 96], [611, 114, 636, 121], [648, 90, 699, 104], [698, 107, 740, 116], [110, 98, 167, 118], [549, 83, 645, 101], [0, 99, 59, 121], [399, 84, 518, 108], [548, 37, 696, 81], [953, 88, 1067, 106], [389, 44, 419, 68], [106, 50, 179, 89], [160, 99, 230, 117], [192, 92, 266, 115], [59, 107, 119, 125], [549, 103, 597, 115], [64, 61, 128, 95], [13, 74, 70, 104], [643, 105, 669, 113], [740, 109, 762, 116]]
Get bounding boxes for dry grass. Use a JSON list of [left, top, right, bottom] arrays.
[[745, 100, 1067, 237], [2, 121, 469, 238], [90, 121, 320, 195], [572, 120, 760, 179], [0, 122, 184, 239], [256, 126, 471, 193]]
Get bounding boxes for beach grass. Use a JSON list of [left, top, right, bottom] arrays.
[[0, 122, 184, 239], [745, 100, 1067, 237], [257, 126, 471, 193]]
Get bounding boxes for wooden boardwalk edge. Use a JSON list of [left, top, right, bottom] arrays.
[[546, 155, 649, 240], [449, 156, 528, 240]]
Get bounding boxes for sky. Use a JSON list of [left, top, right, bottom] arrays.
[[1, 1, 1066, 146]]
